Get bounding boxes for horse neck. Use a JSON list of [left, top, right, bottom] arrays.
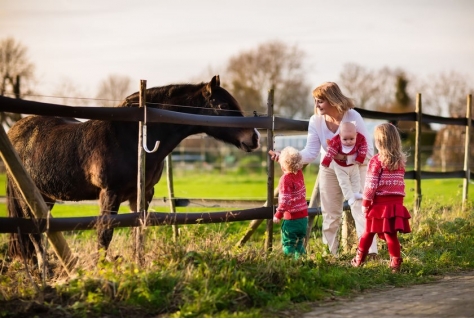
[[112, 120, 200, 161]]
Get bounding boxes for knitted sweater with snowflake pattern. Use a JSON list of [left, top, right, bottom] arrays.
[[275, 170, 308, 220], [321, 132, 368, 167], [362, 154, 406, 207]]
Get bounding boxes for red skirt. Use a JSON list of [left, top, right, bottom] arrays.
[[366, 196, 411, 237]]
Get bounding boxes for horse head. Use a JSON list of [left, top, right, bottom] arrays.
[[198, 75, 260, 152]]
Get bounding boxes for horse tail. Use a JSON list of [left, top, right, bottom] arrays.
[[7, 175, 41, 260]]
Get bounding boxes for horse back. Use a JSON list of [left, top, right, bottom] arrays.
[[7, 116, 135, 201]]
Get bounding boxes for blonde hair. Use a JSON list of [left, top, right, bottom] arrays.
[[374, 123, 407, 170], [312, 82, 354, 114], [279, 146, 303, 173]]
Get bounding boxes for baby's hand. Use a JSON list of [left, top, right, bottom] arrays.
[[273, 216, 281, 223], [268, 150, 280, 162]]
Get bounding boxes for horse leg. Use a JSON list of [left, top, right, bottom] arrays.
[[26, 198, 55, 274], [128, 188, 154, 212], [7, 179, 42, 261], [7, 178, 54, 270], [32, 200, 55, 278], [97, 189, 121, 253]]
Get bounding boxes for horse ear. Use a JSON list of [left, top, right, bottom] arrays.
[[205, 75, 220, 96], [210, 75, 220, 88]]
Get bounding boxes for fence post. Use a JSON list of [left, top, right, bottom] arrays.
[[305, 173, 320, 249], [265, 89, 275, 252], [166, 155, 179, 241], [134, 79, 147, 265], [462, 94, 472, 210], [414, 93, 422, 215]]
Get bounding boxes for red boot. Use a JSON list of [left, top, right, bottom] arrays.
[[351, 249, 368, 267], [390, 256, 403, 273]]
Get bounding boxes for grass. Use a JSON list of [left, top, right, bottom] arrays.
[[1, 170, 474, 317]]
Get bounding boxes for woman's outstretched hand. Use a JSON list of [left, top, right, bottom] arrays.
[[268, 150, 280, 162]]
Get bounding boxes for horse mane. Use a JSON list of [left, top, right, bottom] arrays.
[[117, 82, 207, 110]]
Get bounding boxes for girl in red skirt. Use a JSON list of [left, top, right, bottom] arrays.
[[351, 123, 411, 273]]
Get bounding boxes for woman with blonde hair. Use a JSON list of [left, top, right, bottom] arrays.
[[271, 82, 377, 257]]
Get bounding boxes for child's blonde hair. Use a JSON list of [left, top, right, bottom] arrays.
[[279, 146, 303, 173], [312, 82, 354, 114], [374, 123, 407, 171]]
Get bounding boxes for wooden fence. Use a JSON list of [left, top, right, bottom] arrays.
[[0, 91, 472, 267]]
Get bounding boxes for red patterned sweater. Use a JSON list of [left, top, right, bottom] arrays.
[[362, 154, 406, 207], [275, 170, 308, 220], [321, 133, 368, 167]]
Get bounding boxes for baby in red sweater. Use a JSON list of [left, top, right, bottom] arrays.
[[321, 121, 368, 205]]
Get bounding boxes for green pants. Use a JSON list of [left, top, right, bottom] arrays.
[[281, 217, 308, 258]]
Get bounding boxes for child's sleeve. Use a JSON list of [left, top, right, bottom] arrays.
[[362, 158, 382, 207], [321, 137, 339, 167], [355, 134, 368, 164], [275, 175, 290, 219]]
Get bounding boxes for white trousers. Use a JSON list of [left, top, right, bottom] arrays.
[[317, 163, 378, 256], [329, 161, 361, 201]]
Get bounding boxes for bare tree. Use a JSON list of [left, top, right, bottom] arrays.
[[49, 76, 91, 107], [339, 63, 474, 118], [96, 74, 132, 107], [420, 71, 473, 117], [339, 63, 410, 112], [224, 40, 312, 118], [0, 37, 35, 127]]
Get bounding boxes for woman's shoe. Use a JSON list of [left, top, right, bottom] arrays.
[[351, 249, 367, 267], [390, 256, 403, 273]]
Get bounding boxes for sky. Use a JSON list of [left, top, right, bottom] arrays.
[[1, 0, 474, 103]]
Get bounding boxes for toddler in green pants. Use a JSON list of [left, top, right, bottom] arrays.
[[272, 146, 309, 258]]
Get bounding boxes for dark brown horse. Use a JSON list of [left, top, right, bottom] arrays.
[[7, 75, 260, 258]]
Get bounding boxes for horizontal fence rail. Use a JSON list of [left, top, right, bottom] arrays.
[[3, 96, 471, 130], [0, 205, 343, 234]]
